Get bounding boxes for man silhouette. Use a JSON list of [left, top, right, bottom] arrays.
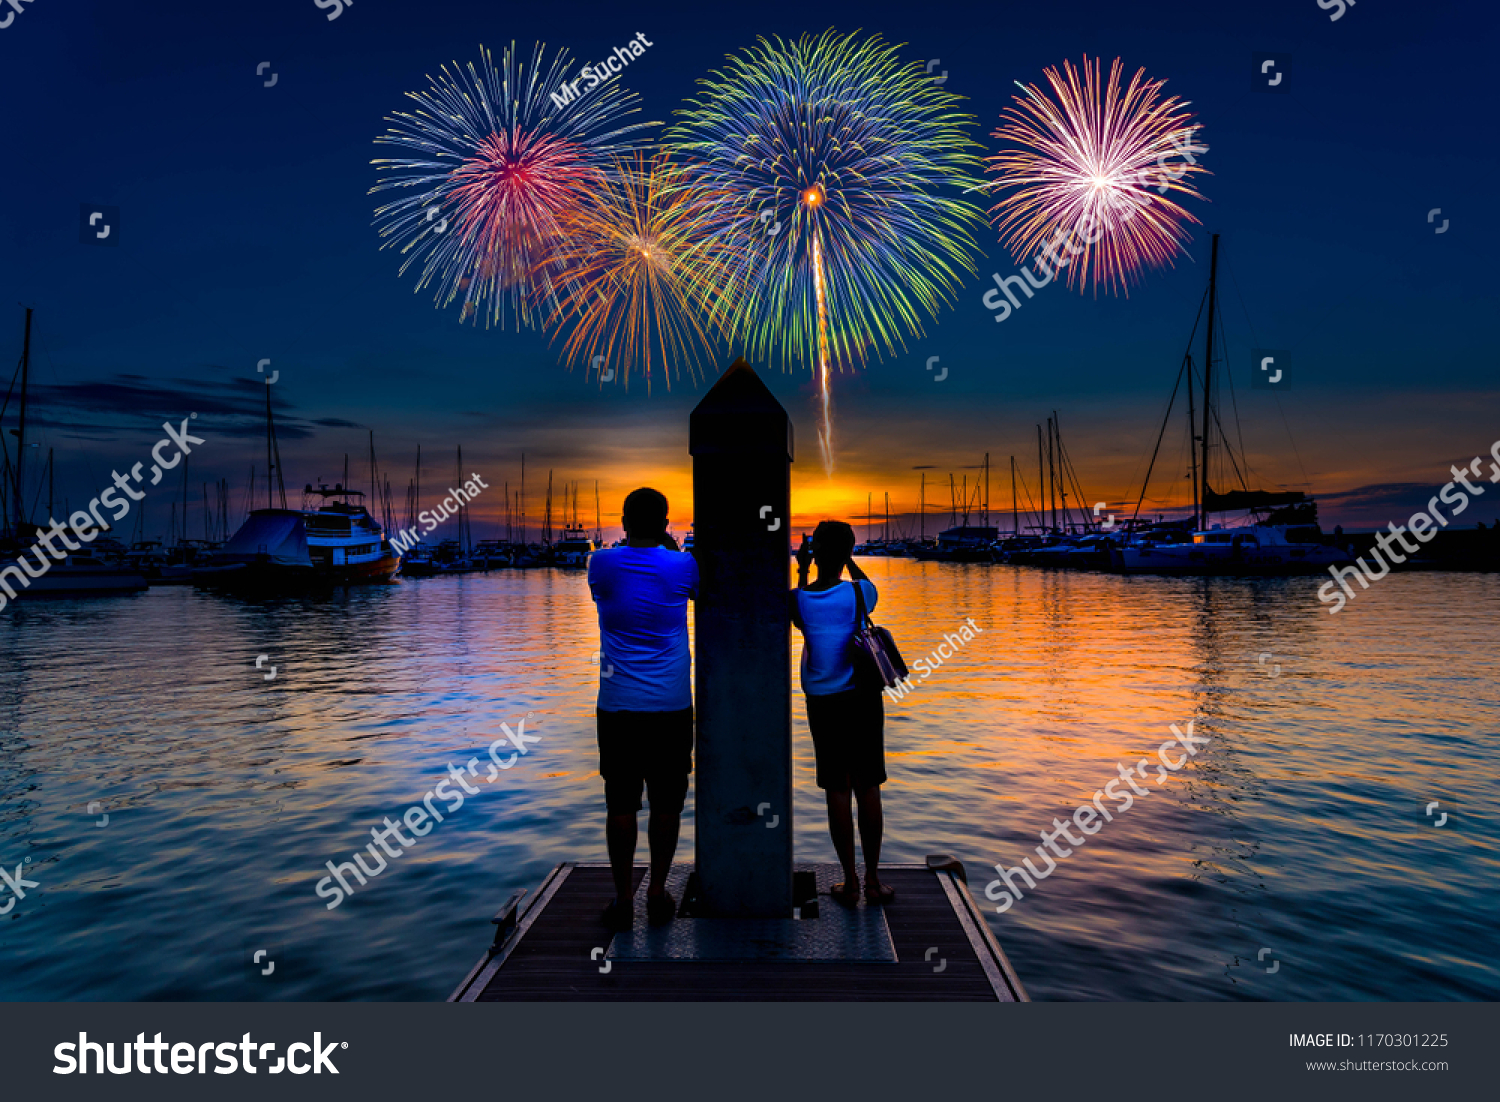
[[587, 488, 698, 929]]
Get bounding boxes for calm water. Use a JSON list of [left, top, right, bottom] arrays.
[[1, 559, 1496, 1001]]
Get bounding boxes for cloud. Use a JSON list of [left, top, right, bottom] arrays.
[[19, 372, 326, 440], [1319, 480, 1500, 528]]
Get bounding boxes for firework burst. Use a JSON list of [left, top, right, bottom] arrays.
[[984, 56, 1209, 295], [371, 43, 655, 329], [665, 30, 988, 474], [545, 151, 747, 392]]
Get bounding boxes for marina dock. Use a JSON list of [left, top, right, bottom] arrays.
[[450, 857, 1028, 1002]]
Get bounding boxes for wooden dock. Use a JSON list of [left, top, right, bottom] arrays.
[[450, 857, 1028, 1002]]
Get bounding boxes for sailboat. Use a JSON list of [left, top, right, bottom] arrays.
[[910, 461, 998, 562], [2, 308, 148, 602], [1110, 235, 1353, 576]]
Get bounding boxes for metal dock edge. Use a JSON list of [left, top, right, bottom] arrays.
[[933, 863, 1030, 1002], [449, 862, 576, 1003]]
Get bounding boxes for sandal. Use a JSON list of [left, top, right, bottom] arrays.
[[831, 880, 860, 906], [864, 881, 895, 905]]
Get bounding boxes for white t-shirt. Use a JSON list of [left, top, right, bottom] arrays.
[[794, 579, 877, 696], [587, 546, 698, 712]]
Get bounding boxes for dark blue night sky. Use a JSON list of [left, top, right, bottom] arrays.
[[2, 0, 1495, 535]]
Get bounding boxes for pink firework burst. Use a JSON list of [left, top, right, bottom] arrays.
[[985, 56, 1209, 295], [372, 43, 655, 328]]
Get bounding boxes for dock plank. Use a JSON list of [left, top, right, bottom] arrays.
[[471, 865, 1014, 1002]]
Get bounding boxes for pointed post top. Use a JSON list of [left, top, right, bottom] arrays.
[[690, 358, 793, 460]]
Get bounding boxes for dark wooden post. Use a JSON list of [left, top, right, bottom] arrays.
[[690, 359, 793, 917]]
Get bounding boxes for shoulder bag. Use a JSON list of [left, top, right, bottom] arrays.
[[849, 581, 909, 692]]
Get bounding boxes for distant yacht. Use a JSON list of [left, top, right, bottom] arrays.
[[193, 484, 400, 592], [910, 525, 998, 563], [553, 523, 596, 568], [8, 552, 149, 599]]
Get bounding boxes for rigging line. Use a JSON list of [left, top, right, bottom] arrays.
[[2, 353, 20, 421], [1210, 400, 1251, 492], [1014, 465, 1044, 532], [1272, 388, 1312, 492], [1220, 256, 1264, 489], [35, 324, 108, 514], [1228, 259, 1368, 471], [1212, 296, 1251, 492], [1222, 254, 1261, 348], [1220, 257, 1313, 492], [1139, 404, 1195, 516], [1131, 354, 1189, 526], [0, 358, 18, 481], [1131, 286, 1209, 524], [1215, 274, 1253, 484], [25, 448, 51, 522], [1057, 433, 1091, 532]]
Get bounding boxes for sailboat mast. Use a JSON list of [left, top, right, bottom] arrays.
[[1036, 426, 1044, 533], [983, 452, 989, 530], [1053, 411, 1069, 533], [264, 384, 274, 510], [1200, 233, 1220, 528], [543, 470, 553, 545], [919, 472, 925, 542], [1010, 455, 1018, 537], [1050, 416, 1062, 533]]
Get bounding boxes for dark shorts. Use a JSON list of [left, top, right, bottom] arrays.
[[597, 706, 694, 815], [805, 688, 886, 792]]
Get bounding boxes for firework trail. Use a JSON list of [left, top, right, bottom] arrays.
[[984, 56, 1209, 295], [665, 30, 987, 475], [545, 151, 748, 392], [371, 43, 655, 329]]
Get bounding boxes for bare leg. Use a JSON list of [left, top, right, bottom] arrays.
[[646, 809, 680, 896], [825, 786, 858, 888], [854, 785, 884, 891], [605, 811, 637, 903]]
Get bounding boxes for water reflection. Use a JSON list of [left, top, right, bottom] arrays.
[[0, 563, 1495, 1000]]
